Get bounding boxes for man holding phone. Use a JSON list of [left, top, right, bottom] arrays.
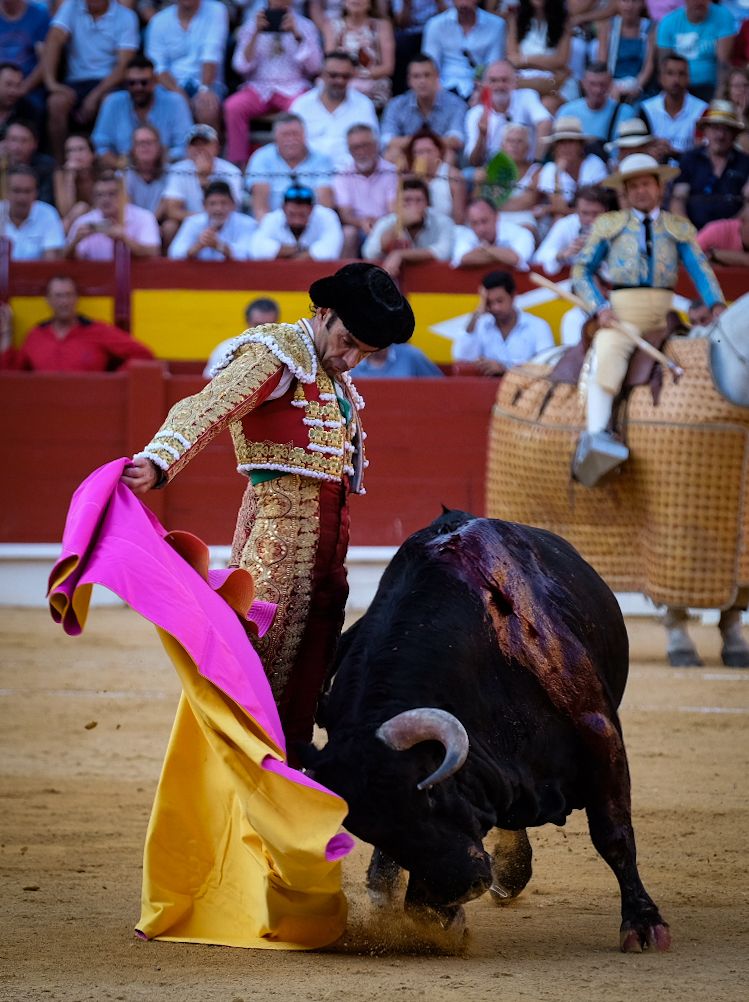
[[224, 0, 322, 167], [65, 171, 161, 259]]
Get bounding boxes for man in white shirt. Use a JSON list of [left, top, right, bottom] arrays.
[[532, 184, 612, 275], [161, 124, 243, 244], [452, 269, 555, 376], [451, 196, 534, 270], [466, 60, 552, 165], [0, 166, 65, 260], [250, 183, 344, 260], [640, 53, 708, 163], [422, 0, 506, 101], [362, 177, 455, 277], [42, 0, 139, 161], [290, 51, 379, 165], [244, 113, 334, 220], [145, 0, 229, 133], [168, 181, 257, 260]]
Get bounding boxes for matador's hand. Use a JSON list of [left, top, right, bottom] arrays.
[[121, 456, 158, 495]]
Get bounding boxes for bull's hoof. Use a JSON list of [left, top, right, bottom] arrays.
[[721, 645, 749, 668], [366, 848, 402, 908], [490, 828, 533, 905], [667, 648, 704, 667], [619, 921, 671, 953], [407, 902, 467, 937]]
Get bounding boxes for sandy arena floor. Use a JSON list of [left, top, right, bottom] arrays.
[[1, 606, 747, 1002]]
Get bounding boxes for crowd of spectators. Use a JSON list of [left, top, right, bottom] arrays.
[[0, 0, 748, 372]]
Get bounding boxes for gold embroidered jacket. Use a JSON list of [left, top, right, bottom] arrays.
[[572, 209, 724, 314], [136, 322, 367, 492]]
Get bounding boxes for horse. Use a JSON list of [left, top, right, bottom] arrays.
[[485, 294, 749, 667]]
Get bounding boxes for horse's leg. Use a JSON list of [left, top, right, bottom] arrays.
[[663, 606, 703, 667], [719, 607, 749, 667]]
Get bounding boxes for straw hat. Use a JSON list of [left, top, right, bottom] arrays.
[[604, 118, 654, 155], [602, 153, 680, 190], [699, 100, 745, 131], [544, 116, 594, 147]]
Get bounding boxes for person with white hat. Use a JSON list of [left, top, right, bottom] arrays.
[[536, 116, 607, 224], [603, 118, 656, 168], [571, 152, 725, 486]]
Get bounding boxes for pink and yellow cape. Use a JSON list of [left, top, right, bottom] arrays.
[[48, 459, 353, 949]]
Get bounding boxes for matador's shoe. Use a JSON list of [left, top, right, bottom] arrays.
[[572, 431, 629, 488]]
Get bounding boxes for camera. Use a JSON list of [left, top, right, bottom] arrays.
[[261, 8, 284, 31]]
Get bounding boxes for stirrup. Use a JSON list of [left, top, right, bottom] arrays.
[[572, 431, 629, 488]]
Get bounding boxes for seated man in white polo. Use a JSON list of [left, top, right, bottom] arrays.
[[168, 180, 257, 260], [452, 269, 554, 376]]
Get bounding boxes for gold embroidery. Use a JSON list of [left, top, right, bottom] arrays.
[[235, 476, 321, 700], [237, 357, 363, 483], [139, 344, 283, 481], [234, 323, 316, 380]]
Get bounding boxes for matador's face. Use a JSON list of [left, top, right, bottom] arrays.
[[314, 312, 379, 378]]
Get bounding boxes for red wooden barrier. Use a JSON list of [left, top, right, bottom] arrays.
[[0, 367, 497, 546], [3, 258, 747, 302]]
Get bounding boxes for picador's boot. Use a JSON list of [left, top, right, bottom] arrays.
[[719, 608, 749, 668], [573, 381, 629, 487]]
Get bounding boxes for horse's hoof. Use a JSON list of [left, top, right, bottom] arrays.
[[667, 649, 704, 667], [721, 646, 749, 668]]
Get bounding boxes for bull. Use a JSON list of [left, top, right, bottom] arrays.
[[304, 510, 670, 953]]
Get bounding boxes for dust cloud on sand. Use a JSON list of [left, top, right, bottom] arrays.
[[1, 608, 747, 1002]]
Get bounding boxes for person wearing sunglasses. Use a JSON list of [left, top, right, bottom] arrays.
[[290, 49, 379, 164], [92, 54, 194, 166], [121, 262, 415, 757], [251, 183, 344, 260]]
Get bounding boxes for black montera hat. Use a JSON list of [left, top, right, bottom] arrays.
[[309, 263, 415, 349]]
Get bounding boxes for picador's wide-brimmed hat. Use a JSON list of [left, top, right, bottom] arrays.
[[543, 116, 594, 147], [309, 263, 415, 349], [699, 99, 745, 131], [602, 153, 680, 190], [604, 118, 654, 154]]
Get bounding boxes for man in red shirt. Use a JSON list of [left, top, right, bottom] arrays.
[[0, 275, 153, 371]]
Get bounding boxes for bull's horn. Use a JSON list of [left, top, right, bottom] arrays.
[[376, 708, 469, 791]]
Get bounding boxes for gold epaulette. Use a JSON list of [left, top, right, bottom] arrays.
[[219, 323, 317, 383], [661, 212, 697, 242], [591, 210, 629, 240]]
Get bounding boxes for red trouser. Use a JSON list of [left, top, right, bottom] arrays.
[[231, 475, 350, 756]]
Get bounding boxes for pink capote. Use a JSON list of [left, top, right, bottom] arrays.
[[47, 459, 353, 948]]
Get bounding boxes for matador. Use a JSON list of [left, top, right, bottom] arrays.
[[122, 263, 415, 756]]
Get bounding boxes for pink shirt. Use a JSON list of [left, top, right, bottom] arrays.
[[332, 156, 398, 223], [68, 204, 160, 260], [697, 217, 744, 252], [646, 0, 683, 20], [232, 16, 322, 99]]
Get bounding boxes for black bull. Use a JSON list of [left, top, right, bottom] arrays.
[[304, 511, 670, 952]]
